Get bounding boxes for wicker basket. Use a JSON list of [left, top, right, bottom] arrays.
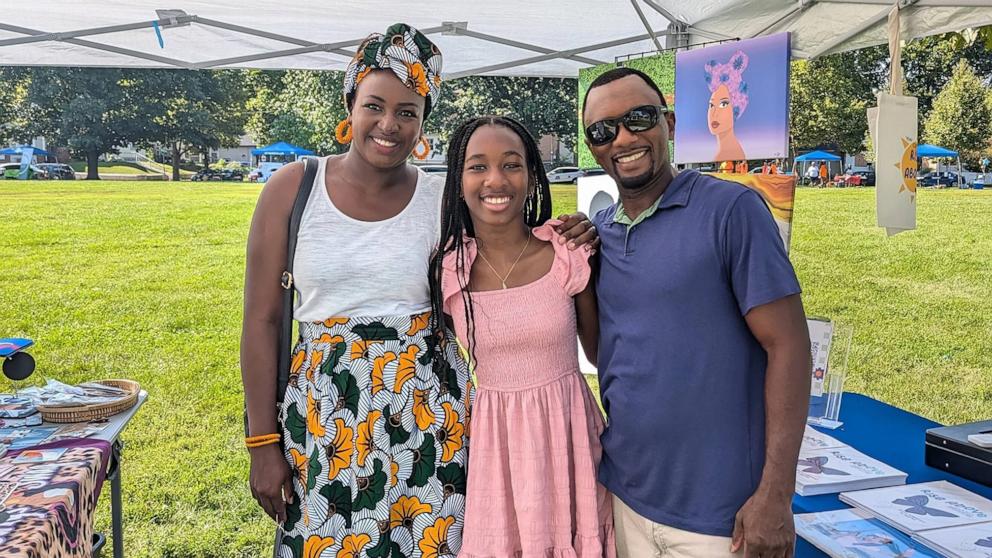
[[36, 379, 140, 423]]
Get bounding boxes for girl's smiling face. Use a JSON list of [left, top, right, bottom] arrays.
[[459, 124, 532, 229]]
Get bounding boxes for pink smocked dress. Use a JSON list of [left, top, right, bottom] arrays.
[[442, 221, 615, 558]]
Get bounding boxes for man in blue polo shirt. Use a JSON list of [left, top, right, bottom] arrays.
[[582, 67, 812, 557]]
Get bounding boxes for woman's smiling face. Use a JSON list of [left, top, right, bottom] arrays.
[[349, 70, 426, 169]]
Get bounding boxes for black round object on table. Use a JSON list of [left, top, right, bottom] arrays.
[[2, 351, 35, 381]]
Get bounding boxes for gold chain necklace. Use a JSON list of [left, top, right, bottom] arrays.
[[476, 233, 532, 290]]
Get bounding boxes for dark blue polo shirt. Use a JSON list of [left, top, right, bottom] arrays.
[[593, 169, 801, 537]]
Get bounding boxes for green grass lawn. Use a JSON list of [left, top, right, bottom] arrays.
[[0, 181, 990, 556]]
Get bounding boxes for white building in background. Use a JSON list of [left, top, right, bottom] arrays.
[[210, 134, 256, 165]]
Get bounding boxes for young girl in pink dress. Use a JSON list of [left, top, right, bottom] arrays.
[[428, 115, 615, 557]]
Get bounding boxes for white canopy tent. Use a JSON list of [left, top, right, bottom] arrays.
[[1, 1, 992, 78]]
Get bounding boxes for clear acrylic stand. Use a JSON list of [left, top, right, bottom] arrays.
[[807, 318, 853, 430]]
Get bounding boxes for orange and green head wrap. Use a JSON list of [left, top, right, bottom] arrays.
[[343, 23, 443, 118]]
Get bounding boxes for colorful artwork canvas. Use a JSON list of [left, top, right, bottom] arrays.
[[675, 33, 791, 164]]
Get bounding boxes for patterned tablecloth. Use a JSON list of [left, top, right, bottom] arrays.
[[0, 439, 112, 557]]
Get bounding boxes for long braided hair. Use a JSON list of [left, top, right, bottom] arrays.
[[427, 115, 553, 369]]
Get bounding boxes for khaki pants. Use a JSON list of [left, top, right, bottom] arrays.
[[613, 495, 741, 558]]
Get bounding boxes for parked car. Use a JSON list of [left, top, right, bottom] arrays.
[[36, 163, 76, 180], [249, 162, 286, 183], [192, 168, 246, 182], [416, 164, 447, 178], [547, 166, 583, 183], [220, 168, 244, 182], [919, 171, 961, 188], [190, 168, 223, 181], [0, 162, 49, 179], [851, 170, 875, 186], [580, 167, 607, 177]]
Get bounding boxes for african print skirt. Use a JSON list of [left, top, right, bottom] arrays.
[[277, 311, 473, 558]]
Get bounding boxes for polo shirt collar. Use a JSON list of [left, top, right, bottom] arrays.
[[611, 169, 696, 225]]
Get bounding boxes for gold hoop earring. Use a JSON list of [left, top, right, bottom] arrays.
[[335, 119, 353, 144], [412, 137, 431, 160]]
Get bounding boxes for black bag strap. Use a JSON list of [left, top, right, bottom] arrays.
[[275, 157, 318, 404]]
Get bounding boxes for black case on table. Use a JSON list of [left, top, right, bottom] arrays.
[[925, 419, 992, 487]]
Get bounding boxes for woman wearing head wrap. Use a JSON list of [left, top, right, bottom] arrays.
[[241, 24, 598, 557], [705, 50, 749, 162]]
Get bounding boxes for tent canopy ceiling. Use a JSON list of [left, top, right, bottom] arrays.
[[1, 1, 991, 78], [795, 150, 842, 161]]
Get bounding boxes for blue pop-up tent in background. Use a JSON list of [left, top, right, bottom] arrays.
[[917, 144, 963, 187], [250, 141, 314, 160], [0, 145, 50, 180]]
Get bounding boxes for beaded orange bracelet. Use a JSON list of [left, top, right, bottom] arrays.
[[245, 433, 281, 448]]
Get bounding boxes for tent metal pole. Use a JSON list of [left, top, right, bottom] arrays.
[[630, 0, 665, 52], [191, 22, 451, 69], [638, 0, 681, 25], [446, 32, 659, 79], [0, 22, 194, 68], [748, 1, 817, 38], [0, 17, 194, 47], [639, 0, 736, 41], [453, 28, 606, 65]]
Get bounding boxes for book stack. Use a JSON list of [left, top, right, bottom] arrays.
[[796, 426, 908, 496], [0, 394, 41, 427]]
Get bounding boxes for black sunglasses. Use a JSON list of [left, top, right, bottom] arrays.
[[584, 104, 669, 146]]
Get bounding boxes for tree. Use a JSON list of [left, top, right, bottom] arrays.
[[23, 68, 151, 179], [143, 70, 250, 181], [243, 70, 347, 155], [789, 46, 887, 157], [428, 76, 578, 160], [243, 71, 580, 161], [923, 59, 992, 168], [0, 68, 31, 146], [903, 31, 992, 131]]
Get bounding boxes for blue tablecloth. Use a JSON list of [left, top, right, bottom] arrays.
[[794, 392, 992, 557]]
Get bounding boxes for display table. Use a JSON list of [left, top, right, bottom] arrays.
[[0, 391, 146, 558], [794, 392, 992, 557]]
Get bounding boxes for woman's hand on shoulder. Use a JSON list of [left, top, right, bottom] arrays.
[[554, 212, 600, 254]]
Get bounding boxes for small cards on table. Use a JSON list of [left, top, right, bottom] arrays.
[[11, 447, 67, 464]]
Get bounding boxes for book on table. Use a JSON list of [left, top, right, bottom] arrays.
[[840, 481, 992, 535], [912, 521, 992, 558], [796, 445, 907, 496], [0, 395, 36, 419], [795, 508, 941, 557], [802, 424, 847, 451]]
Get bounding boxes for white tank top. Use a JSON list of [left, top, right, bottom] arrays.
[[292, 156, 442, 320]]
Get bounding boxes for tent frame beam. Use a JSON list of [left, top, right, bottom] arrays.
[[449, 27, 607, 66], [0, 22, 195, 68], [447, 32, 668, 79]]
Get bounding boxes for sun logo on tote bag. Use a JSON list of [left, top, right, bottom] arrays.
[[895, 137, 918, 198]]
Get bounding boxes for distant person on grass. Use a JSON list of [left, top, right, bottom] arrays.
[[582, 67, 812, 558]]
